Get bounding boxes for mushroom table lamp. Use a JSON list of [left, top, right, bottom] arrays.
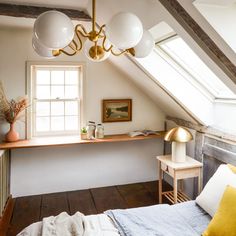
[[164, 127, 193, 163]]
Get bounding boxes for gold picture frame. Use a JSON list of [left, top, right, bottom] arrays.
[[102, 99, 132, 123]]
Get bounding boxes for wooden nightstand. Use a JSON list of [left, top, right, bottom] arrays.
[[157, 155, 203, 204]]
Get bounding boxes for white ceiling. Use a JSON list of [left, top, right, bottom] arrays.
[[194, 0, 236, 6]]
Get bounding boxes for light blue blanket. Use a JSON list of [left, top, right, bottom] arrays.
[[105, 201, 211, 236]]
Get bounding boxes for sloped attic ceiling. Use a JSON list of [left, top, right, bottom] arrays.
[[90, 0, 236, 129], [1, 0, 236, 132]]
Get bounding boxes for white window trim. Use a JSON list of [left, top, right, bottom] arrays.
[[26, 61, 86, 139]]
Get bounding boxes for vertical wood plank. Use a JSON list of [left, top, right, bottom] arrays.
[[194, 132, 204, 197]]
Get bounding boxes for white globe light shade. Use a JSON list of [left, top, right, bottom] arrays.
[[133, 30, 155, 58], [84, 38, 111, 62], [34, 10, 74, 49], [32, 36, 55, 58], [106, 12, 143, 49]]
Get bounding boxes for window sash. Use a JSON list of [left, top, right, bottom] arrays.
[[30, 64, 82, 137]]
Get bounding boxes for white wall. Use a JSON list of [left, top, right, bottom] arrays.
[[213, 102, 236, 134], [0, 27, 165, 197], [194, 2, 236, 53]]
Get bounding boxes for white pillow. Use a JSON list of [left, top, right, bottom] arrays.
[[196, 164, 236, 217]]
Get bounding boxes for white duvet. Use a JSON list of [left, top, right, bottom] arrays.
[[17, 212, 120, 236]]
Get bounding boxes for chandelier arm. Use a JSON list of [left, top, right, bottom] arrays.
[[102, 36, 113, 52], [74, 30, 84, 51], [69, 40, 78, 51], [96, 24, 106, 37], [75, 24, 89, 38], [59, 48, 77, 56], [111, 49, 128, 56]]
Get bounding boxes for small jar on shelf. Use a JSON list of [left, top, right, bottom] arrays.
[[95, 124, 104, 139]]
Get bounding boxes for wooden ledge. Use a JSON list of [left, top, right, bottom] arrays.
[[0, 132, 165, 150]]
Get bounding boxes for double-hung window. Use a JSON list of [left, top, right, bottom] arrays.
[[28, 63, 83, 138]]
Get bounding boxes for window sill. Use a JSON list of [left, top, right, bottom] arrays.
[[0, 132, 165, 150]]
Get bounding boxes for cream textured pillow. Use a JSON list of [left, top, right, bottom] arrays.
[[196, 164, 236, 217]]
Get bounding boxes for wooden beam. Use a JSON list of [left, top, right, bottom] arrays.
[[0, 3, 91, 21], [159, 0, 236, 86], [203, 143, 236, 165], [166, 116, 236, 143]]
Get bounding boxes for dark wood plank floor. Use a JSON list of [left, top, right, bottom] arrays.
[[7, 181, 171, 236]]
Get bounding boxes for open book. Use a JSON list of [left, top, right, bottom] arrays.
[[128, 130, 159, 137]]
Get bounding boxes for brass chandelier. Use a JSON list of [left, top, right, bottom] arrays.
[[33, 0, 155, 62]]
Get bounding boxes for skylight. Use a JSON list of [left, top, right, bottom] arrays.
[[157, 36, 236, 99]]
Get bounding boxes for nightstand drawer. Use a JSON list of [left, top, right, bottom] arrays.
[[161, 162, 174, 177], [175, 168, 200, 179]]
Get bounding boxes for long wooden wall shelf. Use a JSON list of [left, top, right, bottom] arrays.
[[0, 132, 165, 150]]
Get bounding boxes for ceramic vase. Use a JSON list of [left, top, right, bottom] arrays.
[[5, 123, 19, 142]]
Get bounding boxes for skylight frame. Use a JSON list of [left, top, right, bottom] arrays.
[[155, 36, 236, 100]]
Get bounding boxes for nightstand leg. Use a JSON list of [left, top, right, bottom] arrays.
[[173, 175, 178, 204], [158, 160, 162, 204]]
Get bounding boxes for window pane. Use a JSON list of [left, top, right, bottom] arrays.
[[51, 116, 64, 131], [36, 70, 50, 84], [65, 85, 78, 99], [36, 102, 50, 116], [160, 37, 235, 97], [51, 101, 64, 116], [65, 101, 78, 115], [36, 86, 50, 99], [36, 117, 50, 132], [51, 71, 64, 84], [51, 85, 64, 99], [65, 116, 78, 130], [65, 71, 78, 84]]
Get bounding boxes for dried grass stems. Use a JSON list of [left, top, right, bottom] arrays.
[[0, 81, 29, 124]]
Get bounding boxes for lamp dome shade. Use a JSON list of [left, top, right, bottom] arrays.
[[164, 127, 193, 142], [132, 30, 155, 58], [32, 36, 55, 58], [106, 12, 143, 50], [33, 10, 74, 49]]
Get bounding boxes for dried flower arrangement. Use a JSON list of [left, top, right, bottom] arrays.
[[0, 81, 29, 142], [0, 81, 29, 124]]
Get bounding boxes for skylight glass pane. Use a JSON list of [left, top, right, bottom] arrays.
[[159, 37, 235, 98]]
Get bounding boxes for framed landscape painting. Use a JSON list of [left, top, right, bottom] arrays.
[[102, 99, 132, 122]]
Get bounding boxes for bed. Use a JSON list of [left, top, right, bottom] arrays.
[[18, 200, 211, 236]]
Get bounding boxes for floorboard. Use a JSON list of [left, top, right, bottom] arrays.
[[91, 186, 127, 213], [40, 192, 69, 219], [117, 183, 156, 208], [7, 195, 41, 236], [67, 190, 97, 215], [7, 180, 172, 235]]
